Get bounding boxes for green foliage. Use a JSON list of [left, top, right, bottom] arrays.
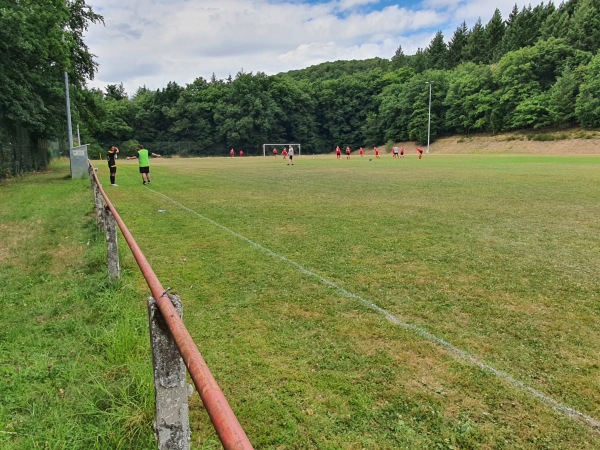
[[426, 31, 448, 70], [568, 0, 600, 53], [285, 58, 391, 83], [447, 22, 468, 68], [494, 38, 577, 130], [484, 9, 505, 63], [576, 53, 600, 127], [391, 45, 408, 69], [445, 63, 498, 133], [0, 0, 102, 178], [0, 0, 102, 135], [463, 19, 486, 64]]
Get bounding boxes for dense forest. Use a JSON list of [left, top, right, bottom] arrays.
[[2, 0, 600, 170]]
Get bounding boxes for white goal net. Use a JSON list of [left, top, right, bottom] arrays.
[[262, 143, 301, 157]]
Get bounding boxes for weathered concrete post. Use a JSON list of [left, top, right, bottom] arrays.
[[89, 166, 105, 231], [147, 295, 191, 450], [103, 206, 120, 280], [93, 180, 106, 232]]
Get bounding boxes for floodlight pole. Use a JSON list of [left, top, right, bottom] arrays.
[[63, 33, 74, 150], [426, 81, 433, 154]]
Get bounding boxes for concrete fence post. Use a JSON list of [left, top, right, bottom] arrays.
[[89, 167, 105, 231], [104, 206, 120, 280], [147, 295, 191, 450]]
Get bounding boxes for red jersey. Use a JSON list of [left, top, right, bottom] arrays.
[[374, 148, 379, 155], [346, 147, 351, 155]]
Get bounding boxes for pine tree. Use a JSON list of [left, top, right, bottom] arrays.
[[448, 22, 468, 68], [484, 9, 505, 63], [427, 31, 448, 70], [464, 19, 486, 64], [408, 48, 428, 73], [391, 45, 408, 69], [568, 0, 600, 53], [541, 4, 571, 40]]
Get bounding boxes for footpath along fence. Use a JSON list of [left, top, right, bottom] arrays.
[[88, 162, 253, 450]]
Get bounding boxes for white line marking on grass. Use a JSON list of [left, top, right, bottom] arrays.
[[149, 187, 600, 434]]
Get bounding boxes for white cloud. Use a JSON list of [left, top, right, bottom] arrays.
[[84, 0, 547, 94]]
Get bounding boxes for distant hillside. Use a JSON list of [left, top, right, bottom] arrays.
[[282, 57, 391, 82]]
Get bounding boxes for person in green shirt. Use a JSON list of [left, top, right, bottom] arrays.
[[127, 145, 162, 184]]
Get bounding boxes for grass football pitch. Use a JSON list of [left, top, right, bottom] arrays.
[[2, 153, 597, 449], [101, 153, 599, 449]]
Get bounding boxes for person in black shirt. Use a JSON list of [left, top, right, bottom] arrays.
[[107, 145, 119, 186]]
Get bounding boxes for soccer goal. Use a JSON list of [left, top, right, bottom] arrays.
[[262, 143, 301, 157]]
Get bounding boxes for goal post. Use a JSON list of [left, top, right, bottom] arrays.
[[262, 143, 301, 157]]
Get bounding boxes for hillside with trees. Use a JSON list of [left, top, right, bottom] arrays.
[[2, 0, 600, 173]]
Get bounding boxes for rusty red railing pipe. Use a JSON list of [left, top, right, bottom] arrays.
[[89, 163, 253, 450]]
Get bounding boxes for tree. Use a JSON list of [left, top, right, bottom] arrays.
[[568, 0, 600, 53], [494, 38, 576, 129], [408, 48, 428, 73], [0, 0, 102, 139], [546, 67, 581, 127], [427, 31, 448, 70], [463, 19, 486, 64], [445, 63, 498, 133], [576, 53, 600, 127], [541, 3, 571, 40], [484, 9, 505, 63], [391, 45, 408, 69], [105, 83, 127, 101], [447, 22, 469, 68]]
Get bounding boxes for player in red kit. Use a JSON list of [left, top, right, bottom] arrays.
[[359, 147, 364, 157], [417, 148, 423, 159], [230, 148, 234, 157], [374, 147, 380, 159], [336, 146, 341, 159], [346, 146, 351, 159], [282, 148, 288, 160], [273, 148, 278, 157]]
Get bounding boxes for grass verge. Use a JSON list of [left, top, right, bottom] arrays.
[[0, 160, 156, 449]]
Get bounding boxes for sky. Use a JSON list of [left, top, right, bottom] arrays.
[[84, 0, 546, 95]]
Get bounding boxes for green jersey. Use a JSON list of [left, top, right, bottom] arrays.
[[137, 149, 150, 167]]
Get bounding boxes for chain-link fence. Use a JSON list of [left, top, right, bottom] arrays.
[[0, 123, 55, 180]]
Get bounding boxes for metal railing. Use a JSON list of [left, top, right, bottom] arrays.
[[88, 162, 253, 450]]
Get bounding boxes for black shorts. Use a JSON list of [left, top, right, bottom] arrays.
[[109, 166, 117, 174], [289, 154, 293, 160], [139, 166, 150, 174]]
